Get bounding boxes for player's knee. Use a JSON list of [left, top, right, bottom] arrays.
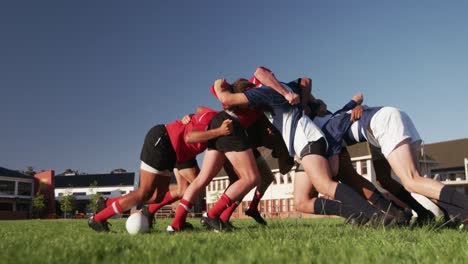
[[134, 189, 152, 204], [400, 171, 420, 193]]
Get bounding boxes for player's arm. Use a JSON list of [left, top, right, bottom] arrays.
[[298, 77, 316, 116], [349, 93, 364, 121], [185, 119, 233, 144], [254, 67, 300, 105], [214, 79, 250, 107]]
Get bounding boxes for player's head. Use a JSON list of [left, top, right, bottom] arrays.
[[232, 78, 255, 93], [315, 99, 328, 117]]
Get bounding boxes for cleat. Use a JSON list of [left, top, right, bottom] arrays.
[[245, 209, 267, 225], [368, 213, 395, 228], [393, 209, 412, 226], [200, 212, 208, 227], [344, 212, 369, 226], [88, 216, 111, 232], [166, 222, 194, 233], [414, 211, 435, 226], [141, 206, 155, 229], [221, 221, 236, 231], [201, 214, 223, 232]]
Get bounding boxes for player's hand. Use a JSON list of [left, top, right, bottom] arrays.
[[285, 92, 300, 105], [181, 114, 193, 125], [218, 119, 233, 136], [352, 93, 363, 104], [351, 105, 363, 121], [214, 79, 230, 91]]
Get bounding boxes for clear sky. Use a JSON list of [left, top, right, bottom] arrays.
[[1, 1, 467, 174]]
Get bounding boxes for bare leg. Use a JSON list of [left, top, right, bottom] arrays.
[[386, 140, 443, 199], [222, 149, 261, 202], [118, 169, 170, 211], [294, 171, 318, 213], [181, 150, 225, 203]]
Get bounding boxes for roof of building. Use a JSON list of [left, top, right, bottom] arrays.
[[424, 138, 468, 170], [0, 167, 34, 180], [55, 173, 135, 188]]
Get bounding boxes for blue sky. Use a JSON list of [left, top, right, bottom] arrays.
[[1, 1, 467, 174]]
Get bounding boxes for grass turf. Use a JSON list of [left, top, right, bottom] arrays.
[[1, 217, 467, 264]]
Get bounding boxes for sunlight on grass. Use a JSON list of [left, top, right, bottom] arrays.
[[1, 218, 467, 264]]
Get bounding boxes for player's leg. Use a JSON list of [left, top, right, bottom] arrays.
[[335, 149, 410, 224], [295, 117, 390, 224], [374, 108, 467, 223], [245, 152, 274, 225], [169, 149, 225, 231], [294, 170, 368, 224], [201, 111, 261, 231], [88, 125, 174, 232], [203, 149, 260, 231], [300, 144, 391, 225], [146, 160, 199, 214], [373, 158, 435, 224]]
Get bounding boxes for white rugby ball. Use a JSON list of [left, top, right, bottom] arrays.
[[125, 212, 149, 235]]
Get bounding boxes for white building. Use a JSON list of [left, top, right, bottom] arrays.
[[54, 172, 136, 215]]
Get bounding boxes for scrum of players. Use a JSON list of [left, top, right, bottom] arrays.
[[88, 66, 467, 233]]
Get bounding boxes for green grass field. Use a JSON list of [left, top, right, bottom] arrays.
[[1, 217, 468, 264]]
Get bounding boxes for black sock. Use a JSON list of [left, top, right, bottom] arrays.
[[438, 186, 467, 220], [394, 187, 433, 217], [314, 197, 356, 218], [334, 183, 381, 219], [439, 186, 465, 208]]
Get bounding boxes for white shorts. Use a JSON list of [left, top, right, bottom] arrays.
[[140, 161, 174, 177], [367, 107, 421, 157], [293, 115, 327, 156]]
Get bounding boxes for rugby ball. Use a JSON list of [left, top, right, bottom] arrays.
[[125, 212, 149, 235]]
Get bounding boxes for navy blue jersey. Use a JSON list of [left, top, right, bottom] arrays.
[[244, 83, 303, 156], [316, 102, 382, 156], [343, 106, 382, 146]]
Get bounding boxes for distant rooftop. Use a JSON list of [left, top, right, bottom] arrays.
[[0, 167, 33, 180], [55, 173, 135, 188]]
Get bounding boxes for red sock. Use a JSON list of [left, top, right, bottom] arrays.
[[248, 191, 263, 211], [105, 197, 121, 207], [94, 201, 123, 222], [148, 192, 175, 214], [170, 199, 193, 230], [208, 194, 233, 218], [220, 201, 240, 222]]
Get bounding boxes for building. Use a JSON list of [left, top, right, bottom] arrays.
[[206, 138, 468, 219], [424, 138, 468, 193], [0, 167, 35, 220], [54, 172, 136, 217]]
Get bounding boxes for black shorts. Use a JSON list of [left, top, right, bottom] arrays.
[[207, 111, 251, 152], [175, 159, 199, 170], [299, 137, 327, 159], [140, 125, 176, 171]]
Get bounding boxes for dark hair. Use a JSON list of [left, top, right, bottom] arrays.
[[232, 78, 255, 93]]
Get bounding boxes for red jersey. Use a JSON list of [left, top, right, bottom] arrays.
[[165, 108, 218, 163]]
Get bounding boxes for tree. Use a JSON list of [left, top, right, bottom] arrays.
[[32, 192, 45, 218], [87, 181, 102, 214], [58, 169, 79, 176], [111, 168, 127, 174], [60, 194, 76, 218], [23, 166, 36, 176]]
